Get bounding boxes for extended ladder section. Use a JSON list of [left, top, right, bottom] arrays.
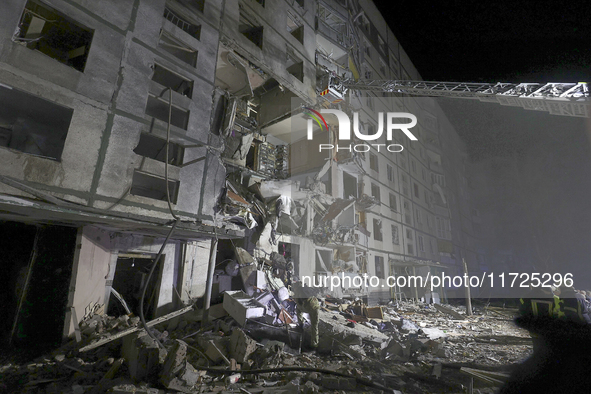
[[334, 77, 590, 117]]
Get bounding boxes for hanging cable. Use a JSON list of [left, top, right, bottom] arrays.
[[165, 87, 180, 221], [139, 87, 181, 349], [139, 218, 180, 349]]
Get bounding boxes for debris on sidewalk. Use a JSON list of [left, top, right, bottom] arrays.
[[1, 243, 532, 394]]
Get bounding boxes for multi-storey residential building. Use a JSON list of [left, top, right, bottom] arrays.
[[0, 0, 482, 349], [0, 0, 242, 349]]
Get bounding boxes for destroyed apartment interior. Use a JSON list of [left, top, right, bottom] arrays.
[[1, 0, 590, 393]]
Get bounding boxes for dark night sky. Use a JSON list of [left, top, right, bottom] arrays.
[[374, 0, 591, 83], [372, 1, 591, 285]]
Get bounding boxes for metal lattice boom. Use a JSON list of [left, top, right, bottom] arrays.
[[340, 79, 590, 117]]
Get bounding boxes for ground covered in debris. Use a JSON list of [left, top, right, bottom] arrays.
[[0, 300, 531, 394]]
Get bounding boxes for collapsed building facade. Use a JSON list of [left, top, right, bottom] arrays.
[[0, 0, 487, 352]]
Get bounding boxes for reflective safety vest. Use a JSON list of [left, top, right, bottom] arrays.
[[553, 295, 565, 319], [520, 297, 560, 318]]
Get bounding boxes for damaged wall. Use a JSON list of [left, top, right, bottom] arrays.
[[63, 226, 113, 339], [0, 0, 226, 222], [179, 238, 213, 302], [62, 226, 215, 339], [219, 0, 317, 105]]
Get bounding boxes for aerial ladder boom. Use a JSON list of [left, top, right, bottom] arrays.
[[321, 75, 590, 117]]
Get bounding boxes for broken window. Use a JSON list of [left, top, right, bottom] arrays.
[[378, 35, 387, 55], [239, 5, 264, 48], [387, 164, 393, 182], [286, 48, 304, 82], [405, 213, 411, 225], [158, 30, 198, 67], [152, 64, 194, 98], [163, 6, 201, 40], [286, 12, 304, 44], [369, 153, 378, 171], [418, 235, 425, 252], [406, 229, 413, 239], [14, 0, 94, 72], [0, 83, 73, 161], [379, 58, 387, 76], [359, 14, 370, 34], [371, 183, 380, 202], [391, 224, 399, 245], [133, 133, 184, 166], [373, 219, 382, 241], [389, 193, 397, 211], [145, 95, 190, 129], [255, 0, 265, 6], [130, 170, 180, 203], [295, 0, 305, 7], [413, 182, 419, 198], [375, 256, 384, 279], [407, 243, 414, 255]]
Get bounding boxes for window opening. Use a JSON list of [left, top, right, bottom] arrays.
[[15, 0, 94, 72]]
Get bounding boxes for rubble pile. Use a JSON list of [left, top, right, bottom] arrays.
[[1, 247, 532, 393], [1, 294, 532, 394]]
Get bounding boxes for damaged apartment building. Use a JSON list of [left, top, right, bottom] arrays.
[[0, 0, 484, 353], [215, 0, 480, 305]]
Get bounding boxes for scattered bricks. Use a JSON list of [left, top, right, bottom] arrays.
[[229, 329, 257, 363], [161, 361, 200, 393], [109, 384, 165, 393], [230, 358, 240, 371], [303, 380, 320, 394], [160, 340, 200, 393], [121, 332, 160, 381], [320, 376, 356, 391], [161, 340, 188, 380]]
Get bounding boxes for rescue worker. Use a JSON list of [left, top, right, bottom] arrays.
[[518, 286, 556, 355], [558, 285, 591, 324], [291, 280, 320, 349]]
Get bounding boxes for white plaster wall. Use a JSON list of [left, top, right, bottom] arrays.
[[64, 226, 113, 337], [181, 239, 212, 301]]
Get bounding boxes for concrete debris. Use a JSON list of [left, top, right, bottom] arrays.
[[229, 328, 257, 363], [1, 264, 533, 394]]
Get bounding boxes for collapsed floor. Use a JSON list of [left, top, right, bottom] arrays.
[[0, 298, 532, 394]]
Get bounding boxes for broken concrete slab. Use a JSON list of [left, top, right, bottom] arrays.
[[79, 305, 194, 352], [229, 328, 257, 363], [434, 303, 465, 320], [160, 340, 200, 393], [121, 332, 160, 381], [420, 327, 447, 340]]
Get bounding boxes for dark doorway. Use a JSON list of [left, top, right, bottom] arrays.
[[107, 254, 161, 320], [0, 222, 77, 356]]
